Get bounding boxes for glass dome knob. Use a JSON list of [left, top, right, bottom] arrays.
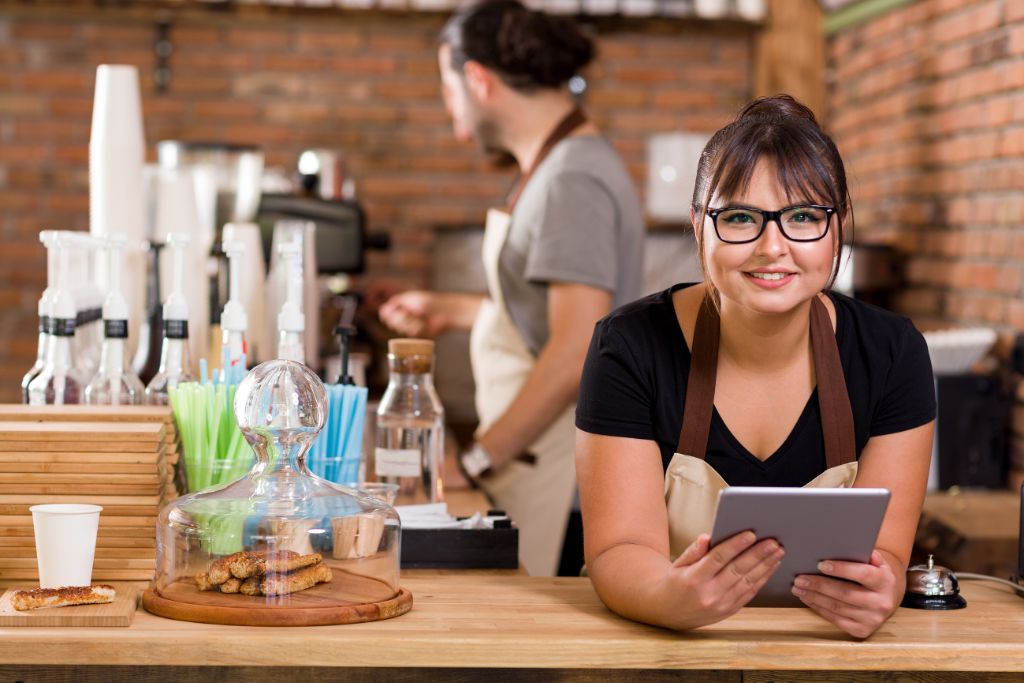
[[233, 360, 327, 443]]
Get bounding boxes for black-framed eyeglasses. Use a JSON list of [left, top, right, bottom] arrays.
[[706, 204, 835, 244]]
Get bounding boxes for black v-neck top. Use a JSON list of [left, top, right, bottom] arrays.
[[575, 284, 936, 487]]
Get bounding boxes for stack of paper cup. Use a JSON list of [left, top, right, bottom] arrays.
[[90, 65, 147, 359], [30, 504, 103, 588]]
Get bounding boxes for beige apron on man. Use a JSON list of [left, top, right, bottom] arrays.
[[469, 109, 586, 576], [665, 295, 860, 559]]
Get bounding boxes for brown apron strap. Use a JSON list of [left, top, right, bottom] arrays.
[[504, 107, 587, 213], [809, 296, 857, 468], [676, 295, 856, 467], [677, 297, 719, 461]]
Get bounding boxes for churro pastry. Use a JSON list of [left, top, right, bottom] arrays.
[[219, 577, 242, 594], [198, 551, 331, 596], [195, 572, 216, 592], [12, 585, 116, 611], [263, 551, 322, 575], [260, 562, 333, 597], [226, 550, 323, 579]]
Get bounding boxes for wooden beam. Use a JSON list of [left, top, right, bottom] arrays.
[[753, 0, 827, 121]]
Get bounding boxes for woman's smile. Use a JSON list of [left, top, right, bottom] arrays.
[[744, 269, 796, 288]]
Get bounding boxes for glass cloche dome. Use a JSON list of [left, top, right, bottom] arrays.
[[144, 360, 408, 626]]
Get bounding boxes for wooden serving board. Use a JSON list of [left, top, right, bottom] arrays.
[[0, 422, 165, 443], [0, 546, 155, 560], [0, 441, 163, 454], [0, 558, 155, 570], [0, 451, 163, 464], [0, 461, 162, 474], [0, 583, 138, 627], [0, 535, 155, 549], [0, 484, 162, 496], [0, 492, 162, 506], [0, 515, 156, 528], [0, 405, 172, 423], [0, 515, 157, 530], [0, 472, 162, 484], [143, 575, 412, 627], [0, 568, 155, 581]]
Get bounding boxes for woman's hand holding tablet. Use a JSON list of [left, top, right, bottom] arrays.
[[709, 486, 892, 634], [659, 530, 785, 630], [791, 548, 899, 639]]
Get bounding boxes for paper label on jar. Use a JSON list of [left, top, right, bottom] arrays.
[[375, 448, 421, 478]]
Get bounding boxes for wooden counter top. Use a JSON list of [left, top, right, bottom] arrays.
[[1, 575, 1021, 678]]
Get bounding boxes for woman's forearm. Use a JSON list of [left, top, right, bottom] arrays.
[[588, 543, 687, 631]]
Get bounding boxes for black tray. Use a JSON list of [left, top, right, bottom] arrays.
[[400, 525, 518, 569]]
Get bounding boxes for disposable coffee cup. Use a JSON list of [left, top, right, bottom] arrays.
[[30, 504, 103, 588]]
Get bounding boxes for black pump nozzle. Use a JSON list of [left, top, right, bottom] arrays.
[[333, 324, 357, 385]]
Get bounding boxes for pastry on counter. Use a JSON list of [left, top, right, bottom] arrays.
[[261, 562, 333, 597], [196, 550, 331, 597], [12, 585, 116, 611]]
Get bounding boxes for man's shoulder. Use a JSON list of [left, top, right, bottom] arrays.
[[542, 135, 623, 177]]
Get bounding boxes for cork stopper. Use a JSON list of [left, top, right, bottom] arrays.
[[388, 338, 435, 358], [387, 338, 434, 374]]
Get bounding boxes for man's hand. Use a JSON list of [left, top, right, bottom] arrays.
[[379, 290, 449, 338]]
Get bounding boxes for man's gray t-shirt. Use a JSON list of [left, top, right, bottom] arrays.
[[499, 135, 645, 355]]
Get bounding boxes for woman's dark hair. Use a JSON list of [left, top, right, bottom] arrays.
[[691, 94, 853, 292], [440, 0, 595, 92]]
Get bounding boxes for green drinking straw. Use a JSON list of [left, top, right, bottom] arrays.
[[169, 381, 254, 493]]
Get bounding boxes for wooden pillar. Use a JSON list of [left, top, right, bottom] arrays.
[[753, 0, 827, 121]]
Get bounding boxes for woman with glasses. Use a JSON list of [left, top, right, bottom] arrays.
[[574, 95, 935, 638]]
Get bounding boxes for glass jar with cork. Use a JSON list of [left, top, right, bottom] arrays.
[[373, 339, 445, 504]]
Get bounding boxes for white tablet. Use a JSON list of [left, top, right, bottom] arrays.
[[709, 487, 890, 607]]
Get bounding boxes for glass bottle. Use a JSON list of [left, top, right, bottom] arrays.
[[22, 231, 57, 403], [71, 243, 104, 384], [28, 237, 83, 406], [84, 237, 144, 406], [22, 315, 51, 404], [374, 339, 445, 504], [144, 319, 193, 406], [27, 316, 84, 406], [84, 318, 145, 405], [145, 235, 193, 405], [133, 241, 164, 386], [73, 306, 104, 385]]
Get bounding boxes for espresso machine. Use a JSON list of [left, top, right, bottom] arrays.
[[155, 141, 389, 374]]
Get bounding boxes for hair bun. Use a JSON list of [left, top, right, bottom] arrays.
[[442, 0, 595, 91], [738, 95, 819, 125], [498, 8, 594, 86]]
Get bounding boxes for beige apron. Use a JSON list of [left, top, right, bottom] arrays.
[[468, 109, 586, 577], [665, 296, 859, 559]]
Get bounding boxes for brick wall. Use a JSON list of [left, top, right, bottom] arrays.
[[829, 0, 1024, 491], [0, 2, 753, 403], [828, 0, 1024, 330]]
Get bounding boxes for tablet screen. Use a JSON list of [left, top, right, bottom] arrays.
[[709, 487, 890, 607]]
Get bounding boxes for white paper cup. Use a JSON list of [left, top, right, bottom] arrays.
[[30, 504, 102, 588]]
